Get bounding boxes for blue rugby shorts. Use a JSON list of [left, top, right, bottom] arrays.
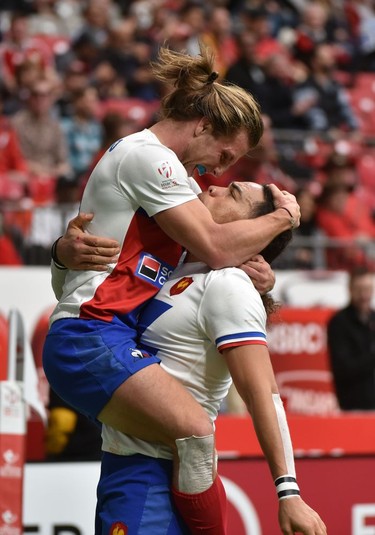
[[42, 317, 161, 420], [95, 452, 189, 535]]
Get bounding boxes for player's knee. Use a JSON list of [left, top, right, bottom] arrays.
[[166, 413, 213, 447], [189, 417, 214, 439]]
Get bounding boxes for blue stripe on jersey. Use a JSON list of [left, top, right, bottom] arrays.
[[216, 331, 266, 346], [138, 299, 172, 337]]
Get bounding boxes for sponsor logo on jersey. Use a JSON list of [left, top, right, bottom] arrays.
[[161, 178, 179, 189], [136, 253, 174, 289], [170, 276, 194, 295], [109, 522, 128, 535], [153, 160, 179, 189], [158, 161, 173, 178], [138, 255, 161, 281]]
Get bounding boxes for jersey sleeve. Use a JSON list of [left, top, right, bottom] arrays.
[[198, 268, 267, 352], [118, 142, 199, 217], [51, 260, 67, 300]]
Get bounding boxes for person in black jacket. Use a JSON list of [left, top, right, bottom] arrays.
[[292, 43, 359, 134], [327, 266, 375, 410]]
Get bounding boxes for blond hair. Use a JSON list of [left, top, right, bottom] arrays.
[[151, 44, 263, 148]]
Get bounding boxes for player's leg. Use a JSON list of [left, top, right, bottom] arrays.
[[96, 452, 189, 535], [44, 319, 227, 534], [98, 364, 228, 535], [98, 363, 212, 444]]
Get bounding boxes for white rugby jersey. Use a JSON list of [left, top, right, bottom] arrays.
[[102, 261, 267, 459], [50, 129, 199, 328]]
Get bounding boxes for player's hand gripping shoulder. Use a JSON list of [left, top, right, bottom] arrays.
[[239, 254, 275, 294], [54, 213, 120, 271], [278, 496, 327, 535], [269, 184, 301, 230]]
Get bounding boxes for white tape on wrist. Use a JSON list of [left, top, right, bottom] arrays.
[[274, 475, 300, 500], [272, 393, 296, 477]]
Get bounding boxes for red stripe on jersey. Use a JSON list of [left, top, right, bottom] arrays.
[[80, 210, 182, 322], [218, 340, 268, 352]]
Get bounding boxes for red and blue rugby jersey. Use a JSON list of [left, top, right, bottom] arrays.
[[50, 129, 200, 328]]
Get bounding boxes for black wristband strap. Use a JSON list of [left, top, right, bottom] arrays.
[[278, 207, 297, 229], [51, 236, 67, 270], [274, 475, 300, 500]]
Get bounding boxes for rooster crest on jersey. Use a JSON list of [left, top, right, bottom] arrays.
[[109, 522, 128, 535], [170, 277, 194, 296]]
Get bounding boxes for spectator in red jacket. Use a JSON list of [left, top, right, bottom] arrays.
[[0, 11, 54, 94], [0, 86, 29, 202], [316, 181, 375, 270]]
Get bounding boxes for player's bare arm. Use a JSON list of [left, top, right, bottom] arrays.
[[54, 184, 299, 271], [224, 345, 327, 535], [154, 191, 299, 269]]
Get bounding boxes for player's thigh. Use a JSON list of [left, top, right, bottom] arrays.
[[98, 363, 212, 446]]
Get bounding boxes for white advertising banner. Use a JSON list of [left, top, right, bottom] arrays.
[[23, 462, 100, 534]]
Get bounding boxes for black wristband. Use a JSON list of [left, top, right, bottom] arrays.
[[51, 236, 67, 270], [274, 475, 300, 500], [278, 207, 297, 229]]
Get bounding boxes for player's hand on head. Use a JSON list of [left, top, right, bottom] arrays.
[[239, 255, 275, 295], [268, 184, 301, 229], [56, 213, 120, 271], [278, 496, 327, 534]]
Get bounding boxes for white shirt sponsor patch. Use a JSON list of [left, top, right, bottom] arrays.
[[152, 160, 179, 189]]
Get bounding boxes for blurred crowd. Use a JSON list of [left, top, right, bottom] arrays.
[[0, 0, 374, 270]]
